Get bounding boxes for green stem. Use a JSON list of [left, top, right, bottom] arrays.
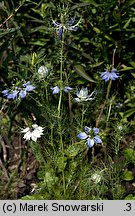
[[45, 85, 48, 102], [57, 25, 65, 195], [106, 99, 113, 124], [96, 49, 116, 128], [57, 31, 64, 116], [50, 123, 55, 152], [81, 104, 84, 130], [96, 80, 112, 128]]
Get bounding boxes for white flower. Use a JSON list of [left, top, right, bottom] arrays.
[[91, 173, 101, 183], [74, 87, 95, 102], [38, 65, 49, 78], [21, 124, 44, 142], [117, 125, 123, 131]]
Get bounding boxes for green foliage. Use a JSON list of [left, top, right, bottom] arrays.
[[123, 148, 135, 165], [122, 170, 134, 181], [125, 194, 135, 200]]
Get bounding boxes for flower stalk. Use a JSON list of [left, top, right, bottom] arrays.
[[57, 14, 65, 195], [96, 79, 112, 128], [96, 49, 117, 127]]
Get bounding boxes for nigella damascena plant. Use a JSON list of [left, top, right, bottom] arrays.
[[77, 126, 102, 148], [101, 68, 119, 82], [52, 17, 80, 39], [2, 81, 35, 100], [74, 88, 95, 102]]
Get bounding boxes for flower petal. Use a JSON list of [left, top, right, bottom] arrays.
[[63, 86, 73, 93], [87, 138, 94, 148], [23, 131, 32, 141], [93, 127, 99, 135], [19, 90, 27, 98], [67, 18, 76, 26], [21, 127, 30, 133], [77, 132, 87, 140], [25, 85, 35, 92], [94, 136, 102, 144], [51, 86, 60, 94], [2, 90, 9, 96], [59, 27, 63, 39], [84, 126, 91, 134], [7, 90, 18, 99], [22, 81, 31, 87]]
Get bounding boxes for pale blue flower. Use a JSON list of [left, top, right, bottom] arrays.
[[77, 126, 102, 148], [19, 90, 27, 99], [7, 90, 19, 99], [20, 81, 35, 98], [25, 84, 35, 92], [63, 86, 73, 93], [2, 81, 35, 100], [2, 90, 9, 96], [22, 81, 35, 92], [51, 86, 60, 94], [74, 88, 95, 102], [101, 68, 119, 82]]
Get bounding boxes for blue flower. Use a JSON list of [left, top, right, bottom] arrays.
[[101, 68, 119, 82], [51, 86, 72, 94], [2, 90, 9, 96], [77, 126, 102, 148], [7, 90, 19, 99], [63, 86, 73, 93], [22, 81, 35, 92], [19, 90, 27, 99], [2, 81, 35, 100], [51, 86, 60, 94], [53, 17, 80, 39], [25, 85, 35, 92]]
